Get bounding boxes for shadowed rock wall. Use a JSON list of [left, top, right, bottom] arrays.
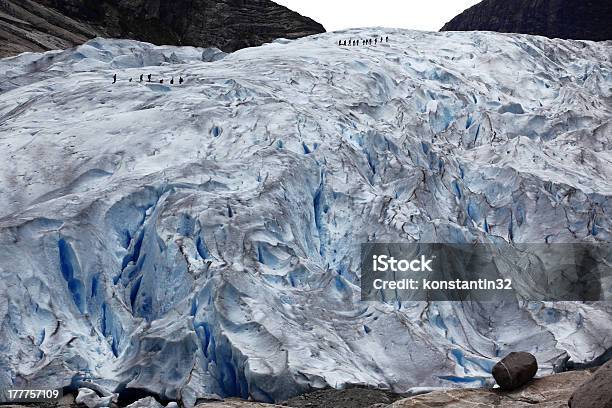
[[0, 0, 325, 57], [441, 0, 611, 41]]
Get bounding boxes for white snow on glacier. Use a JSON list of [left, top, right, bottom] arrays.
[[0, 30, 611, 406]]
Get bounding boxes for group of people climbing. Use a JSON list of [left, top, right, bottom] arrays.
[[339, 36, 389, 46], [112, 73, 185, 85], [109, 36, 391, 84]]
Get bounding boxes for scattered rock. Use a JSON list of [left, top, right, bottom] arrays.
[[390, 370, 591, 407], [75, 387, 113, 408], [569, 360, 612, 408], [0, 371, 597, 408], [492, 352, 538, 390], [195, 399, 284, 407], [59, 392, 76, 406], [75, 381, 118, 401], [282, 386, 404, 408], [556, 347, 612, 373], [76, 387, 98, 406], [125, 396, 164, 408]]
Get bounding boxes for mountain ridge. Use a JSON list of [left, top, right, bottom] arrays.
[[0, 0, 325, 58], [441, 0, 612, 41]]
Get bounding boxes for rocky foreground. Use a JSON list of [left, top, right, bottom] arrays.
[[5, 364, 612, 407], [388, 371, 588, 407]]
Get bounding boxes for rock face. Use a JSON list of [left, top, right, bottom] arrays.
[[441, 0, 612, 41], [492, 352, 538, 391], [569, 360, 612, 408], [0, 0, 325, 58], [390, 371, 592, 407], [75, 387, 115, 408]]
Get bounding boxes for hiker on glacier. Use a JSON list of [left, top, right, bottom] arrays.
[[170, 77, 174, 85], [179, 77, 184, 85], [140, 74, 144, 82], [112, 74, 117, 84], [147, 74, 152, 82]]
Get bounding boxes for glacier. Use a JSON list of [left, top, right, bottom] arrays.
[[0, 29, 611, 406]]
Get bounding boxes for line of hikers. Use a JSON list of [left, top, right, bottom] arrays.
[[112, 73, 184, 85], [340, 36, 389, 46]]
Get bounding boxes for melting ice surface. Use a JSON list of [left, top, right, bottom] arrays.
[[0, 31, 611, 406]]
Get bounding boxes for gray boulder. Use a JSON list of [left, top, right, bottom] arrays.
[[126, 396, 164, 408], [492, 352, 538, 390], [75, 387, 114, 408]]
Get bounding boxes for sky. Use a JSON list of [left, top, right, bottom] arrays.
[[274, 0, 483, 32]]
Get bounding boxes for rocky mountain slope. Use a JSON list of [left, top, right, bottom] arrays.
[[0, 0, 325, 58], [441, 0, 612, 41], [0, 30, 611, 407]]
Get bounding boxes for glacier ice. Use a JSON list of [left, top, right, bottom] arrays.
[[0, 31, 611, 406]]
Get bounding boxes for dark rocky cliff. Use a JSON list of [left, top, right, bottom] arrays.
[[0, 0, 325, 58], [441, 0, 611, 41]]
